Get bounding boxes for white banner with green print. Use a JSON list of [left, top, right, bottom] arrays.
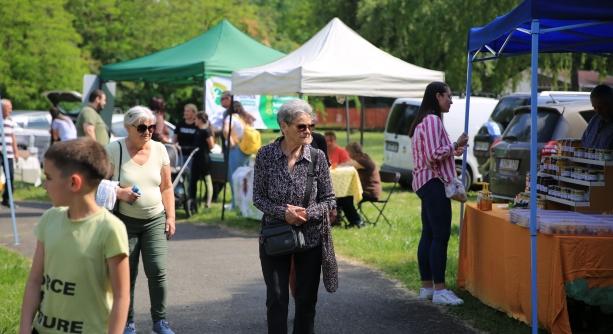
[[205, 76, 295, 130]]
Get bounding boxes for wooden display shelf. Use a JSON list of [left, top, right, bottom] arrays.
[[542, 161, 613, 214]]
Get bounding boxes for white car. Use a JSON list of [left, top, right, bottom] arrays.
[[381, 96, 499, 189], [11, 111, 52, 162]]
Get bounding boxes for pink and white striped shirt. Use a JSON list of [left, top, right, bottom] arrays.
[[411, 114, 456, 191]]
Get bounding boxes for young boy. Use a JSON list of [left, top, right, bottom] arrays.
[[19, 138, 130, 334]]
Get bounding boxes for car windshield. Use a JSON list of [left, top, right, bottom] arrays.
[[490, 97, 528, 129], [502, 110, 561, 142], [386, 102, 420, 135]]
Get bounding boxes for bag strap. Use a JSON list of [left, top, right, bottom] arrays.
[[302, 148, 318, 208], [117, 141, 122, 183]]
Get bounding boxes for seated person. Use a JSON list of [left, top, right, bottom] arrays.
[[582, 84, 613, 150], [325, 132, 362, 227], [346, 142, 382, 201], [324, 131, 350, 167]]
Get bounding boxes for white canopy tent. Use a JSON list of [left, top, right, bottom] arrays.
[[232, 18, 444, 98]]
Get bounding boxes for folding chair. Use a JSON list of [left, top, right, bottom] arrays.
[[358, 170, 400, 227]]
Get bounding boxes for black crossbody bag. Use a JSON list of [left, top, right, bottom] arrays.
[[260, 149, 318, 256]]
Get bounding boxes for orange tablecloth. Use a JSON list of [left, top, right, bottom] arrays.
[[457, 204, 613, 334], [330, 166, 363, 204]]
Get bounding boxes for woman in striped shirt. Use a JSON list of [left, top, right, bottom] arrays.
[[408, 82, 468, 305]]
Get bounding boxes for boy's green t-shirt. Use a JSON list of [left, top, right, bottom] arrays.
[[33, 207, 128, 334]]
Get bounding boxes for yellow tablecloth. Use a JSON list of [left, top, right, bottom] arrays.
[[330, 166, 363, 204], [457, 204, 613, 334]]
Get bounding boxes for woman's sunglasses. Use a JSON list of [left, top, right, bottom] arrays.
[[295, 123, 316, 132], [133, 124, 156, 134]]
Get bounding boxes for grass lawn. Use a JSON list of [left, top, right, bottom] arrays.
[[9, 181, 49, 202], [187, 130, 537, 334], [0, 247, 29, 333]]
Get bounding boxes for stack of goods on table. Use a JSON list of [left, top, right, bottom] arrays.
[[510, 209, 613, 236]]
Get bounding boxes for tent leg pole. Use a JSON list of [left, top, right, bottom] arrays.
[[360, 96, 365, 146], [529, 19, 540, 334], [460, 53, 474, 237], [202, 79, 206, 114], [0, 94, 19, 245], [345, 98, 350, 145]]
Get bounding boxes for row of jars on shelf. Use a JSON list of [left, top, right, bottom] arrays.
[[547, 185, 588, 202], [558, 139, 613, 160], [540, 166, 604, 182]]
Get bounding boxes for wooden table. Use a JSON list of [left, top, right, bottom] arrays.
[[330, 166, 363, 204], [457, 204, 613, 334]]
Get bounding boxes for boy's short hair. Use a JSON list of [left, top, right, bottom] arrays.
[[44, 138, 111, 189]]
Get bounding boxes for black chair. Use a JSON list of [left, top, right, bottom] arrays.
[[358, 170, 401, 227]]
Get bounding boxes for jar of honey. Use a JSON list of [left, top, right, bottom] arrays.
[[477, 183, 493, 211]]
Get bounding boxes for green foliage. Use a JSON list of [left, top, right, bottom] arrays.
[[0, 0, 87, 109], [1, 0, 611, 112]]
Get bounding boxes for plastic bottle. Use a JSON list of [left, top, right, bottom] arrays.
[[129, 185, 141, 205]]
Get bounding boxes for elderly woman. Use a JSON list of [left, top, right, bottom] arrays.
[[106, 106, 176, 334], [253, 99, 336, 334]]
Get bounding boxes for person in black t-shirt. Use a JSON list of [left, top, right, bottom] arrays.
[[188, 112, 215, 212], [174, 103, 199, 158]]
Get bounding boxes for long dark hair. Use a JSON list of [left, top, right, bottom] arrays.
[[49, 107, 71, 123], [408, 82, 450, 137]]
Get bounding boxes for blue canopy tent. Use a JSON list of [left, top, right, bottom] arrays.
[[463, 1, 613, 332]]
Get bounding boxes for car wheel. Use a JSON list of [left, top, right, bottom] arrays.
[[399, 175, 413, 191], [456, 165, 472, 191]]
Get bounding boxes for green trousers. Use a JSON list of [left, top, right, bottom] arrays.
[[118, 212, 168, 322]]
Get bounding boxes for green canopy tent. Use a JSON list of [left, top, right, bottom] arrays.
[[99, 19, 285, 219], [100, 19, 285, 83]]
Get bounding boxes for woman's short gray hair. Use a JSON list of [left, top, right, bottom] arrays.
[[277, 99, 314, 126], [124, 106, 156, 127]]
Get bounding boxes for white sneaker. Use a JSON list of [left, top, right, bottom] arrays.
[[432, 289, 464, 305], [418, 287, 434, 300]]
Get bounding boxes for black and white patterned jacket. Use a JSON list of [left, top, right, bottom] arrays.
[[253, 140, 336, 248]]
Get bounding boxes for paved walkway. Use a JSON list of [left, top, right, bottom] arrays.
[[2, 201, 477, 333]]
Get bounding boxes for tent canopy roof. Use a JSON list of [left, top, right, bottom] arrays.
[[100, 19, 285, 83], [232, 18, 444, 98], [468, 0, 613, 57]]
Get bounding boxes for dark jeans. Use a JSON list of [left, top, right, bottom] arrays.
[[260, 244, 322, 334], [1, 156, 14, 205], [117, 212, 168, 322], [415, 178, 452, 284], [336, 196, 361, 225]]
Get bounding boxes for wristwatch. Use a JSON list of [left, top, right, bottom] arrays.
[[453, 142, 459, 150]]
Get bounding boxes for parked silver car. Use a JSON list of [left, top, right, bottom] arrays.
[[11, 111, 52, 162]]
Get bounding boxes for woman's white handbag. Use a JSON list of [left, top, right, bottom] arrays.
[[445, 178, 467, 202]]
